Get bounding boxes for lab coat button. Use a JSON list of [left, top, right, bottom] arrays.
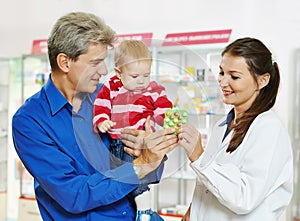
[[122, 211, 127, 215]]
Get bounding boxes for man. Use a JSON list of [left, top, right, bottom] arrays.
[[12, 12, 177, 220]]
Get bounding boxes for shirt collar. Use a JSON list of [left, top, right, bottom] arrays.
[[44, 75, 69, 116], [45, 75, 103, 115], [219, 108, 235, 127]]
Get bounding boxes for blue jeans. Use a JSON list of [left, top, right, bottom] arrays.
[[110, 139, 135, 162], [136, 209, 164, 221], [109, 139, 150, 198]]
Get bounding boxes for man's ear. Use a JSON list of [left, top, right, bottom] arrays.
[[56, 53, 70, 72], [258, 72, 270, 89], [114, 67, 121, 79]]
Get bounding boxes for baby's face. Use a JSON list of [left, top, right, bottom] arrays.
[[118, 61, 151, 92]]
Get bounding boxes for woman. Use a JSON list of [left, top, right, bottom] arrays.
[[178, 37, 293, 221]]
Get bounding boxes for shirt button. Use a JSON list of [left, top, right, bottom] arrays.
[[205, 189, 209, 194], [122, 211, 127, 215]]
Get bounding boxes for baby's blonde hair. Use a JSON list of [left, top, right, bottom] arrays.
[[114, 40, 152, 68]]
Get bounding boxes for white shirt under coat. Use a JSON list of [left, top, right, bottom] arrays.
[[189, 110, 293, 221]]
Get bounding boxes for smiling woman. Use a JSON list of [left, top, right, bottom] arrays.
[[219, 38, 279, 153], [177, 37, 293, 221]]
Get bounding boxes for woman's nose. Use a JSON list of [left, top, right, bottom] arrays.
[[218, 75, 228, 86]]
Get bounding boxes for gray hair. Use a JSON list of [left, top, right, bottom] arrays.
[[47, 12, 116, 71]]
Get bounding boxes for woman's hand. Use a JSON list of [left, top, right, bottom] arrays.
[[177, 124, 204, 162]]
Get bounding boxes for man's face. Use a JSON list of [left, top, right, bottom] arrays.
[[69, 43, 108, 94]]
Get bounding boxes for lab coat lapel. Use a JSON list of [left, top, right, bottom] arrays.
[[220, 129, 232, 150], [201, 122, 228, 165]]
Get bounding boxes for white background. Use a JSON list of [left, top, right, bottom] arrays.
[[1, 0, 299, 128], [1, 0, 300, 220]]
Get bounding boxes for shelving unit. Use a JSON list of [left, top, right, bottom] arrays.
[[19, 53, 49, 199], [0, 58, 10, 221], [21, 54, 49, 103], [16, 42, 229, 219], [292, 50, 300, 221], [18, 53, 49, 221], [148, 43, 228, 215]]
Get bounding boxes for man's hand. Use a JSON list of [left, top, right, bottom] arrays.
[[132, 127, 178, 179], [121, 116, 152, 157], [121, 116, 178, 179]]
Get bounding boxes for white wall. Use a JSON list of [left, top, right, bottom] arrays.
[[2, 0, 300, 220], [1, 0, 300, 125]]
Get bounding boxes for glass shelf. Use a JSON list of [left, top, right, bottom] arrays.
[[149, 44, 227, 211], [0, 58, 9, 198], [19, 54, 49, 199]]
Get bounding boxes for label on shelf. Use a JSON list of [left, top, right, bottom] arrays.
[[114, 33, 153, 47], [162, 29, 232, 46], [31, 39, 48, 54]]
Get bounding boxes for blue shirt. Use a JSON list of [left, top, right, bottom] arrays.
[[219, 108, 235, 141], [12, 76, 142, 220]]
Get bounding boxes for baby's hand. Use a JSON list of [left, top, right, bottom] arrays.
[[97, 120, 116, 133]]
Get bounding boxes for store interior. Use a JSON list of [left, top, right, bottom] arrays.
[[1, 0, 300, 220]]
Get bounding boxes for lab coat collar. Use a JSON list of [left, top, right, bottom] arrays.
[[219, 108, 234, 127]]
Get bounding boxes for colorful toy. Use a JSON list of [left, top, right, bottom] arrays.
[[164, 109, 188, 134]]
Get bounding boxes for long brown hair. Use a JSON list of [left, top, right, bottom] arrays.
[[222, 37, 280, 153]]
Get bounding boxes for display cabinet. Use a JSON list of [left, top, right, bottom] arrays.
[[18, 53, 49, 221], [0, 58, 10, 221], [291, 50, 300, 221], [19, 53, 49, 199], [147, 43, 228, 216], [21, 54, 49, 102], [16, 43, 229, 219]]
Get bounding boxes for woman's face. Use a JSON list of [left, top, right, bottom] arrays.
[[218, 53, 260, 113]]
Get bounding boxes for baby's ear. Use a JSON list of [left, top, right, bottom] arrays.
[[258, 72, 270, 89], [114, 67, 121, 78]]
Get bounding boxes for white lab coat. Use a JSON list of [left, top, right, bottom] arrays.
[[189, 110, 293, 221]]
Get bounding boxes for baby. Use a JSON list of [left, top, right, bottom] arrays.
[[93, 39, 173, 199]]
